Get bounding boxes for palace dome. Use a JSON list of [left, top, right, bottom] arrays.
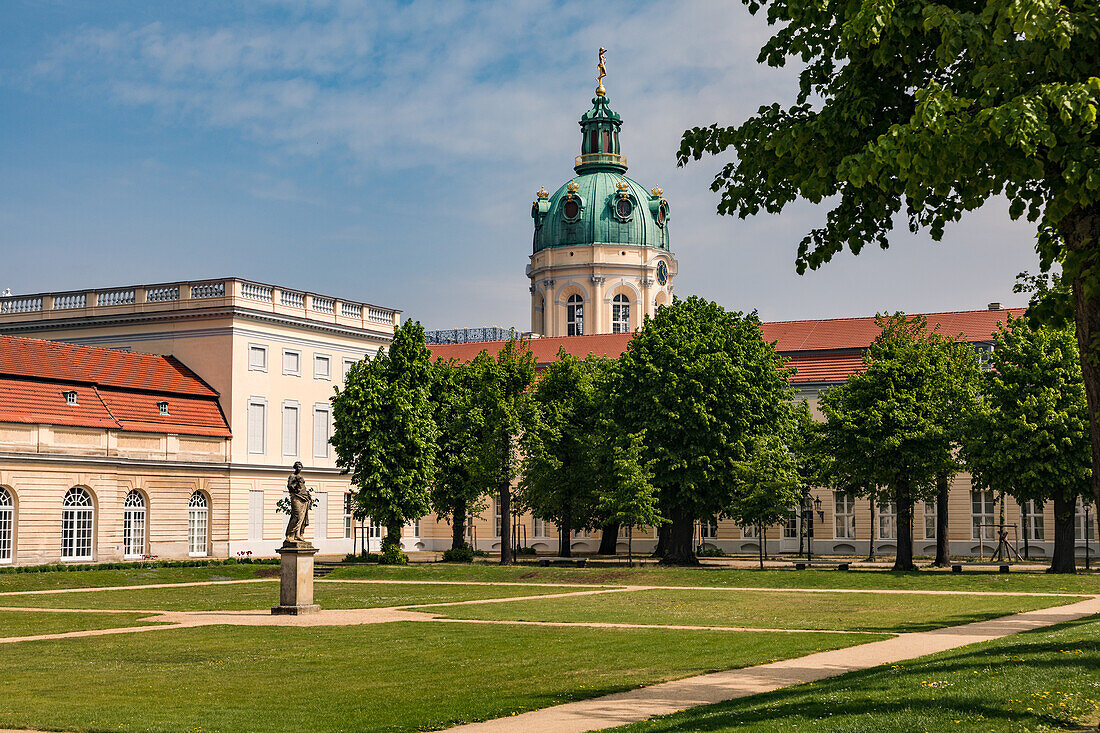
[[532, 92, 670, 254]]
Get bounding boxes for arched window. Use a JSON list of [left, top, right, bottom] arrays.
[[0, 487, 13, 564], [188, 491, 209, 557], [62, 487, 94, 561], [123, 490, 146, 559], [566, 294, 584, 336], [611, 294, 630, 334]]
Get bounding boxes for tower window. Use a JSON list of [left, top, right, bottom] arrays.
[[563, 199, 579, 219], [566, 294, 584, 336], [63, 390, 78, 406], [601, 130, 610, 153], [157, 401, 169, 416], [612, 294, 630, 334]]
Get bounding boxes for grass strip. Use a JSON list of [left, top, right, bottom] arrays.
[[606, 615, 1100, 732], [0, 622, 883, 733], [0, 609, 167, 638], [419, 587, 1081, 633]]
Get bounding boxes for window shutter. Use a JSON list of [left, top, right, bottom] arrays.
[[313, 408, 329, 458], [247, 402, 265, 454], [248, 490, 264, 540], [282, 405, 298, 456]]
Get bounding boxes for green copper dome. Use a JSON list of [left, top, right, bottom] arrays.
[[532, 92, 670, 254]]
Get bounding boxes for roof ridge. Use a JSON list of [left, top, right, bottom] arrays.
[[90, 385, 123, 430], [760, 307, 1025, 327]]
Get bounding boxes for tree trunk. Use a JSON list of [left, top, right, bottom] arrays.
[[499, 482, 513, 565], [451, 498, 467, 551], [660, 508, 699, 566], [1020, 499, 1030, 561], [1065, 204, 1100, 515], [867, 495, 876, 562], [761, 524, 767, 561], [653, 522, 668, 558], [1049, 492, 1077, 574], [893, 482, 917, 571], [934, 473, 950, 567], [558, 516, 572, 558], [598, 523, 620, 555], [384, 522, 402, 551]]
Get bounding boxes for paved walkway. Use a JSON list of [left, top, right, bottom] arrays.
[[442, 594, 1100, 732]]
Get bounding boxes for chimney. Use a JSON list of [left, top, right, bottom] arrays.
[[987, 302, 1002, 310]]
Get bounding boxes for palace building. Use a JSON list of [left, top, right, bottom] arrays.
[[0, 62, 1095, 565]]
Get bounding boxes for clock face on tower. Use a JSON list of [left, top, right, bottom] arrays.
[[656, 260, 668, 286]]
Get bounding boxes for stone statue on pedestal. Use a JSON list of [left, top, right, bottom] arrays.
[[283, 461, 312, 546]]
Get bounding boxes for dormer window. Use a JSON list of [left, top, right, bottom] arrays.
[[158, 401, 170, 416], [63, 390, 78, 406]]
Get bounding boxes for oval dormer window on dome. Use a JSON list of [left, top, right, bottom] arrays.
[[656, 203, 667, 227], [614, 197, 633, 220], [563, 199, 580, 220]]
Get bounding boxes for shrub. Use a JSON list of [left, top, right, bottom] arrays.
[[696, 546, 727, 557], [514, 546, 537, 556], [381, 542, 409, 565], [441, 545, 474, 563]]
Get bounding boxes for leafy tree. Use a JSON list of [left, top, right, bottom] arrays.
[[615, 295, 797, 565], [464, 339, 537, 565], [429, 359, 486, 551], [520, 348, 603, 557], [961, 315, 1091, 573], [726, 434, 804, 569], [680, 0, 1100, 511], [597, 431, 664, 567], [819, 314, 982, 570], [331, 320, 437, 560]]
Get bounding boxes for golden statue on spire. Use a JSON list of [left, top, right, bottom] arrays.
[[596, 47, 607, 96]]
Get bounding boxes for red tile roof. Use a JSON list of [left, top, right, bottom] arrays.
[[0, 335, 218, 397], [0, 336, 230, 437], [428, 308, 1024, 385]]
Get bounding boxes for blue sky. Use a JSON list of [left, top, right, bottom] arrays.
[[1, 0, 1038, 330]]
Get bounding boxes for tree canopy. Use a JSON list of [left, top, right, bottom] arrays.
[[331, 319, 437, 557], [961, 314, 1091, 572], [680, 0, 1100, 509], [614, 295, 797, 564]]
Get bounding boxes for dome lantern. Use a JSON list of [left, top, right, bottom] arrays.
[[575, 48, 627, 175]]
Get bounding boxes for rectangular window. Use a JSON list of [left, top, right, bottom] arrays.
[[248, 344, 268, 371], [782, 511, 798, 539], [248, 490, 264, 541], [343, 493, 354, 539], [835, 492, 856, 539], [247, 399, 266, 455], [972, 490, 996, 541], [313, 406, 330, 459], [923, 501, 937, 540], [878, 500, 897, 540], [494, 499, 502, 538], [1022, 499, 1044, 541], [315, 492, 327, 541], [407, 517, 420, 537], [282, 403, 299, 457], [343, 358, 357, 381], [741, 524, 759, 539], [282, 349, 301, 376], [701, 517, 718, 539], [368, 519, 383, 538], [1076, 498, 1095, 541], [314, 354, 331, 380], [533, 517, 546, 537]]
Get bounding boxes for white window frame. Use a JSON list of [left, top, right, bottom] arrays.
[[566, 294, 584, 336], [313, 405, 330, 459], [1076, 497, 1095, 542], [971, 490, 996, 541], [343, 493, 354, 539], [533, 517, 547, 537], [282, 349, 301, 376], [63, 390, 78, 406], [611, 294, 630, 334], [342, 358, 357, 381], [1021, 499, 1044, 541], [247, 397, 267, 455], [782, 510, 798, 539], [0, 487, 14, 564], [701, 517, 718, 539], [122, 489, 146, 559], [923, 500, 937, 540], [878, 500, 897, 540], [282, 401, 300, 458], [494, 499, 502, 538], [61, 487, 94, 561], [248, 344, 268, 372], [188, 491, 209, 557], [742, 524, 759, 539], [314, 354, 331, 380], [835, 492, 856, 539]]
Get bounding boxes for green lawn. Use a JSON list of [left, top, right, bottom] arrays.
[[0, 609, 168, 638], [606, 616, 1100, 733], [0, 580, 596, 611], [325, 562, 1100, 595], [0, 563, 274, 593], [419, 587, 1081, 633], [0, 622, 882, 733]]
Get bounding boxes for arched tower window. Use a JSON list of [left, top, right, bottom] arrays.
[[612, 294, 631, 334], [0, 487, 13, 563], [566, 294, 584, 336], [188, 491, 209, 557], [123, 490, 146, 559], [62, 487, 94, 561]]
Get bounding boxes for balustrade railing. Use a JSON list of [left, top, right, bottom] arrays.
[[0, 297, 42, 314], [98, 289, 135, 306], [341, 302, 362, 319], [241, 283, 272, 302], [313, 297, 334, 314], [147, 286, 180, 302], [367, 307, 392, 324], [280, 290, 305, 308], [54, 294, 86, 309], [190, 282, 225, 299]]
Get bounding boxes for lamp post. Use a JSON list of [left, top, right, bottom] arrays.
[[803, 492, 823, 567], [1085, 501, 1092, 572]]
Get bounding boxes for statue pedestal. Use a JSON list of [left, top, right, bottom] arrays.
[[271, 543, 321, 615]]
